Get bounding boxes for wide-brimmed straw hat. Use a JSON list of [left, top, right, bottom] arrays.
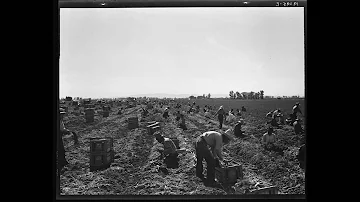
[[223, 129, 234, 141]]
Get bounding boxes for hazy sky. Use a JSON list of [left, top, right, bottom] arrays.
[[60, 7, 305, 98]]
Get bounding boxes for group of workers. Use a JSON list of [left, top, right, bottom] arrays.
[[57, 100, 305, 187]]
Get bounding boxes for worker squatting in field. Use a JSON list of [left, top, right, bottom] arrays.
[[154, 132, 181, 168], [262, 127, 285, 155]]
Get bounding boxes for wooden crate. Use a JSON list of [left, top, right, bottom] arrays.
[[89, 150, 114, 171], [85, 116, 94, 123], [249, 186, 278, 195], [103, 111, 109, 117], [215, 164, 243, 185], [90, 137, 113, 153], [128, 117, 139, 129]]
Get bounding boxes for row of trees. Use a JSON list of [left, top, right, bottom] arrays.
[[189, 93, 211, 99], [229, 90, 264, 99]]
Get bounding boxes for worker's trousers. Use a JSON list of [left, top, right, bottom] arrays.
[[218, 114, 224, 129], [195, 137, 216, 182]]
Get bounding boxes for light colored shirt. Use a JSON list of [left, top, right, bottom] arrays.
[[262, 133, 276, 144], [163, 137, 177, 155], [226, 113, 236, 122], [200, 131, 223, 161], [293, 105, 302, 115]]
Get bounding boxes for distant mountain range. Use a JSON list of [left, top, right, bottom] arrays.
[[129, 93, 228, 98]]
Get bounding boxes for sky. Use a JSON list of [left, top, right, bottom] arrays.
[[60, 7, 305, 99]]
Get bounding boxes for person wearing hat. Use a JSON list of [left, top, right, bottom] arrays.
[[262, 127, 276, 150], [234, 119, 245, 138], [154, 132, 179, 159], [286, 112, 297, 126], [175, 110, 181, 121], [226, 110, 236, 123], [214, 106, 226, 129], [293, 118, 304, 135], [162, 107, 169, 119], [179, 113, 187, 130], [60, 108, 79, 142], [195, 129, 234, 186], [241, 106, 246, 112], [236, 109, 241, 117]]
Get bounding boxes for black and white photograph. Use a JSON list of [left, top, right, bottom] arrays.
[[57, 0, 306, 198]]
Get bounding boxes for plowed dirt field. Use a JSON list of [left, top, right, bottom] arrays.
[[58, 99, 305, 197]]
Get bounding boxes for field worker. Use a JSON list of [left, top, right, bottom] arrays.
[[195, 129, 234, 186], [266, 110, 274, 118], [234, 119, 245, 137], [286, 113, 297, 125], [292, 102, 303, 118], [226, 111, 236, 123], [196, 105, 200, 113], [154, 132, 178, 157], [163, 107, 169, 119], [60, 108, 79, 145], [236, 109, 241, 116], [214, 106, 226, 129], [187, 105, 193, 114], [58, 109, 69, 169], [293, 118, 305, 135], [296, 144, 306, 170], [262, 127, 276, 150], [241, 106, 246, 112], [142, 107, 148, 116], [175, 110, 181, 121], [269, 116, 280, 128], [273, 108, 284, 124], [58, 108, 79, 170], [178, 113, 187, 130]]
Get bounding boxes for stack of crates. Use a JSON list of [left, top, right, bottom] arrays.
[[85, 108, 95, 123], [147, 122, 160, 135], [89, 137, 114, 171], [128, 117, 139, 129], [60, 106, 68, 112]]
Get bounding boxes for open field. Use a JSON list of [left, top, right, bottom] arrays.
[[58, 98, 305, 196]]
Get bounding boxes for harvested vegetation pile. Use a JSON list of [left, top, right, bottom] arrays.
[[59, 99, 305, 195]]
